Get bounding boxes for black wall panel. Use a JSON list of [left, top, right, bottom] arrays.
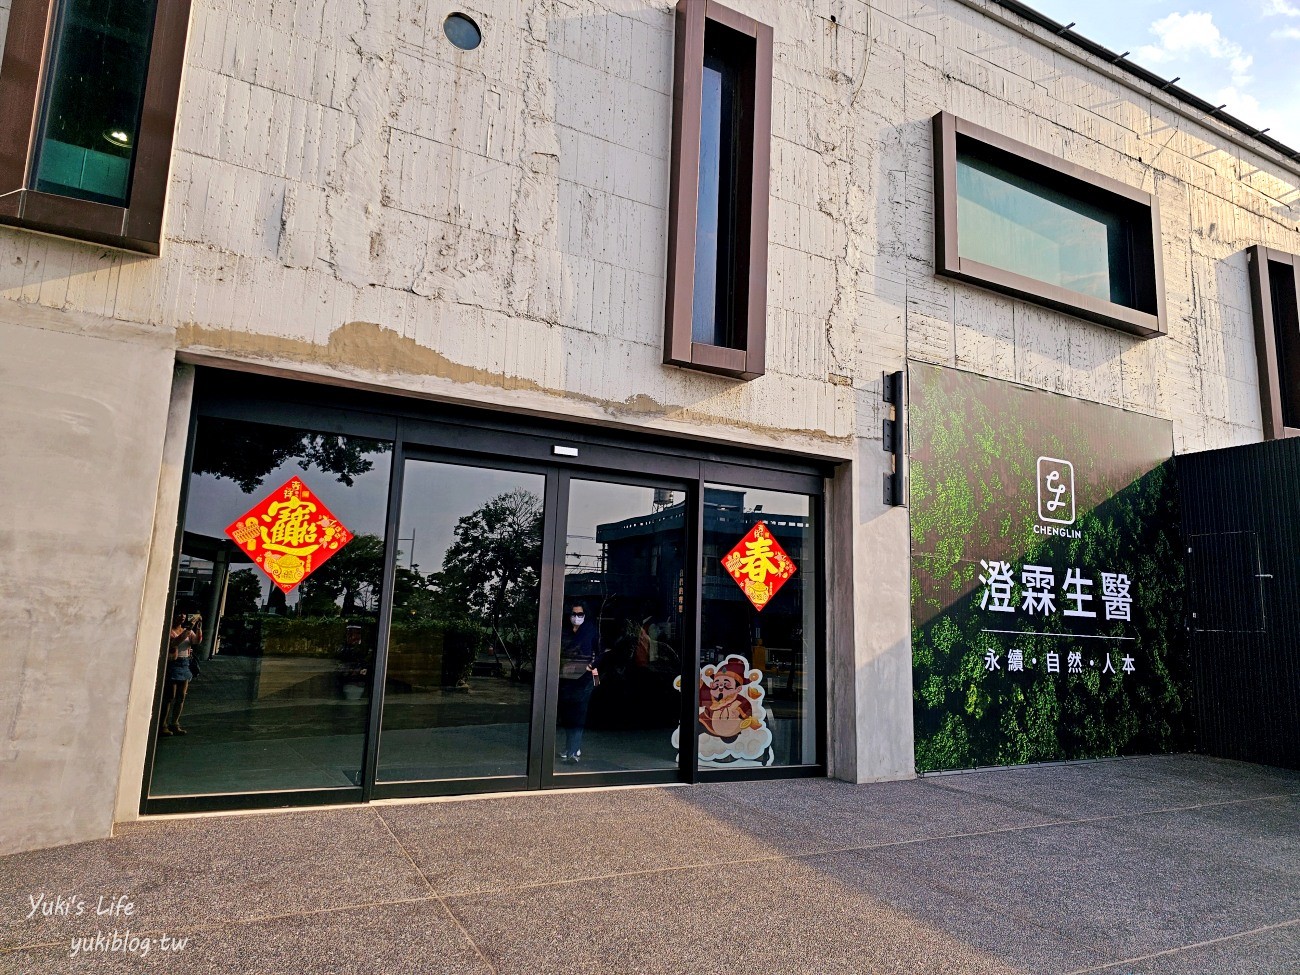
[[1179, 438, 1300, 769]]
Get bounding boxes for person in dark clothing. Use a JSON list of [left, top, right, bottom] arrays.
[[558, 600, 600, 762]]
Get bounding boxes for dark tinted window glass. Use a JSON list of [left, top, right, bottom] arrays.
[[697, 486, 817, 768], [443, 12, 482, 50], [1269, 260, 1300, 429], [377, 460, 544, 783], [557, 480, 685, 773], [34, 0, 157, 205], [148, 417, 391, 798], [692, 43, 740, 349], [956, 147, 1135, 308]]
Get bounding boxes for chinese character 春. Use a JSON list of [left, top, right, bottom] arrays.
[[1101, 654, 1116, 674], [1007, 648, 1024, 672], [1122, 654, 1136, 674], [1101, 572, 1133, 622], [979, 560, 1015, 613], [983, 649, 1001, 671], [1062, 568, 1096, 618], [1046, 651, 1060, 673], [1067, 650, 1083, 673], [1021, 565, 1056, 615], [736, 535, 782, 583]]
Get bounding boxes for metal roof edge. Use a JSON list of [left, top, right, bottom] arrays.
[[983, 0, 1300, 167]]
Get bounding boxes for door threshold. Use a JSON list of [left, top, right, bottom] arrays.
[[372, 780, 687, 808], [123, 781, 687, 828]]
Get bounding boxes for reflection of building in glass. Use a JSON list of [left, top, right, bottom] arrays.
[[579, 488, 808, 676]]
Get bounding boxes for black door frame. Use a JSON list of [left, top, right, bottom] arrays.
[[539, 465, 698, 790], [366, 446, 561, 801], [142, 369, 832, 815]]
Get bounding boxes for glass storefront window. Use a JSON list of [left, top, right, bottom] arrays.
[[146, 376, 829, 811], [148, 417, 391, 798], [376, 460, 545, 783], [695, 484, 818, 769], [555, 479, 686, 773]]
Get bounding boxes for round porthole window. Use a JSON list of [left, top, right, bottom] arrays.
[[443, 12, 482, 50]]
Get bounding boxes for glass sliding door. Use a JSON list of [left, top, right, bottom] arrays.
[[148, 416, 392, 799], [696, 484, 819, 770], [147, 377, 829, 815], [375, 458, 546, 787], [551, 478, 688, 776]]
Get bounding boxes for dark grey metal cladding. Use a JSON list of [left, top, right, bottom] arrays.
[[1179, 438, 1300, 770]]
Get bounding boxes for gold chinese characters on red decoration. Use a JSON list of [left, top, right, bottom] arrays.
[[224, 476, 354, 594], [720, 521, 797, 612]]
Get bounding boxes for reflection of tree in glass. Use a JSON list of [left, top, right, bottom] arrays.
[[193, 417, 387, 492], [297, 534, 385, 616], [224, 570, 264, 616], [435, 488, 544, 680]]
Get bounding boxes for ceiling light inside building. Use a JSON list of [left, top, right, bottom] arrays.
[[103, 128, 131, 148]]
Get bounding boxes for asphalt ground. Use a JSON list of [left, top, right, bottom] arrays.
[[2, 754, 1298, 974]]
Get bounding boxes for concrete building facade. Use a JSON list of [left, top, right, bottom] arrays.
[[1, 0, 1298, 854]]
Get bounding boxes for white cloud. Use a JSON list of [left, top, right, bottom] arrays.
[[1262, 0, 1300, 16], [1214, 86, 1262, 120], [1137, 11, 1253, 87], [1273, 26, 1300, 37]]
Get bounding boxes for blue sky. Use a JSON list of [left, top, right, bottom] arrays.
[[1025, 0, 1300, 150]]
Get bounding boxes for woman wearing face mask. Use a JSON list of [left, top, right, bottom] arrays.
[[557, 599, 600, 763]]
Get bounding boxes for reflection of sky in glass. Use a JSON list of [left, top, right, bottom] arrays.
[[692, 64, 724, 344], [956, 153, 1126, 305], [398, 461, 545, 574]]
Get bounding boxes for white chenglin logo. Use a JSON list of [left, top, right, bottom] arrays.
[[1036, 456, 1075, 526]]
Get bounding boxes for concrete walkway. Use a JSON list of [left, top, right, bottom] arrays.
[[2, 754, 1298, 974]]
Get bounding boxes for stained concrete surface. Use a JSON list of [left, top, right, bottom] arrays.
[[1, 755, 1297, 974]]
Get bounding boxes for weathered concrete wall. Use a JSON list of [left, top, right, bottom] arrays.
[[879, 0, 1300, 450], [1, 1, 1296, 441], [0, 0, 11, 59], [0, 311, 175, 854], [2, 0, 1300, 849]]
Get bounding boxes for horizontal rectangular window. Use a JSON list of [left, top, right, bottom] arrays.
[[0, 0, 189, 252], [934, 112, 1166, 338], [664, 0, 772, 379], [1247, 246, 1300, 440]]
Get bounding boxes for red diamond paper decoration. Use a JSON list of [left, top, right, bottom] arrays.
[[224, 476, 354, 594], [720, 520, 797, 612]]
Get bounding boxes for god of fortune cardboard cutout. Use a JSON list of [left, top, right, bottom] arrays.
[[672, 655, 775, 768], [224, 476, 353, 593]]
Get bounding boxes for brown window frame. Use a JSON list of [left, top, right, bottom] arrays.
[[932, 111, 1167, 339], [663, 0, 772, 381], [1247, 245, 1300, 441], [0, 0, 192, 254]]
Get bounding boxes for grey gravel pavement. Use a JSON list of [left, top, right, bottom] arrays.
[[2, 754, 1298, 974]]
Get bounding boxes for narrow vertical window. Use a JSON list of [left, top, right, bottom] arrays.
[[1247, 246, 1300, 440], [664, 0, 772, 379], [693, 43, 738, 348]]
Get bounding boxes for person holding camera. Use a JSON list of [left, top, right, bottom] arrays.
[[160, 609, 202, 736], [557, 600, 600, 763]]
